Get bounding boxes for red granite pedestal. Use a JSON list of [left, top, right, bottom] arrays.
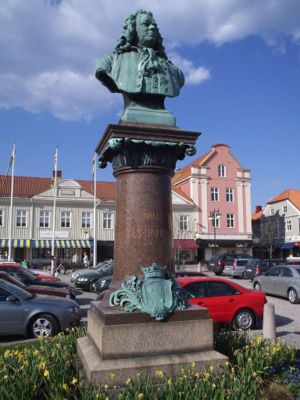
[[77, 123, 228, 386]]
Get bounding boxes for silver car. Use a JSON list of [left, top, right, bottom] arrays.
[[253, 265, 300, 304], [0, 279, 81, 338], [223, 258, 250, 278]]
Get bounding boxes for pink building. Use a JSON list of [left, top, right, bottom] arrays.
[[173, 144, 252, 261]]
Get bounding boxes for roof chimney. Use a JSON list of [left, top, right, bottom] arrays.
[[52, 170, 62, 179], [255, 205, 262, 213]]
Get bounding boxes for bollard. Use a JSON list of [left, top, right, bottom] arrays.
[[263, 303, 276, 341]]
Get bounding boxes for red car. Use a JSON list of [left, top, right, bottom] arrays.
[[177, 276, 267, 330], [0, 271, 71, 298], [0, 262, 60, 281]]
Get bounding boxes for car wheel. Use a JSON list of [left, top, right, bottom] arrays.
[[254, 282, 261, 291], [215, 272, 222, 276], [29, 314, 58, 338], [288, 288, 299, 304], [90, 281, 97, 292], [232, 309, 255, 330], [241, 271, 246, 279]]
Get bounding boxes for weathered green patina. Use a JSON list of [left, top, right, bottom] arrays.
[[98, 137, 196, 173], [95, 9, 184, 126], [109, 263, 187, 321]]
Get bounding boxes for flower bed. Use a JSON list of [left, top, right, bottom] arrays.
[[0, 328, 298, 399]]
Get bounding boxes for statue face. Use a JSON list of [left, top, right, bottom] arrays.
[[136, 13, 159, 48]]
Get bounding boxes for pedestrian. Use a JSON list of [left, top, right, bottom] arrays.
[[50, 255, 59, 276], [72, 253, 79, 264], [83, 252, 89, 268], [20, 258, 29, 268]]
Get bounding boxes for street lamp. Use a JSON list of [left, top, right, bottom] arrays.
[[208, 209, 220, 253]]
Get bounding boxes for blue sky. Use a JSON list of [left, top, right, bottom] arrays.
[[1, 0, 300, 209]]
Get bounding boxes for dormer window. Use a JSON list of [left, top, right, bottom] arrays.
[[218, 164, 226, 177]]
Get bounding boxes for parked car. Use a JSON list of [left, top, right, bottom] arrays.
[[0, 279, 81, 338], [71, 260, 113, 283], [0, 271, 71, 298], [0, 262, 60, 281], [244, 259, 283, 280], [177, 276, 266, 329], [74, 262, 114, 292], [0, 264, 76, 299], [94, 275, 113, 296], [208, 254, 252, 276], [253, 265, 300, 304], [223, 258, 253, 278]]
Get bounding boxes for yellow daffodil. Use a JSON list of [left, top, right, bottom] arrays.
[[154, 369, 164, 378], [62, 383, 68, 391], [125, 377, 132, 385], [137, 393, 144, 399], [43, 370, 49, 378], [71, 377, 78, 385]]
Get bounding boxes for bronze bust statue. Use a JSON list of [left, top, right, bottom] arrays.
[[95, 9, 185, 126]]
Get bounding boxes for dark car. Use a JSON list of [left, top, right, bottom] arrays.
[[0, 264, 76, 299], [0, 271, 71, 298], [71, 260, 113, 282], [253, 265, 300, 304], [95, 275, 112, 296], [0, 279, 81, 338], [74, 262, 114, 292], [208, 254, 252, 276], [244, 259, 283, 280]]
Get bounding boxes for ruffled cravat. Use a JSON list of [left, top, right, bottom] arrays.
[[137, 48, 159, 76]]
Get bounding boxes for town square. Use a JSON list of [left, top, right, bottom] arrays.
[[0, 1, 300, 399]]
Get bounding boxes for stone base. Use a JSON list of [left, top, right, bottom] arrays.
[[77, 302, 228, 387]]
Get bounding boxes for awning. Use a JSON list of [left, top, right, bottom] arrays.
[[32, 240, 93, 248], [0, 239, 31, 248], [281, 242, 295, 249], [173, 239, 198, 249]]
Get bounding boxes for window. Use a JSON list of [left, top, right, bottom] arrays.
[[226, 188, 234, 202], [183, 282, 206, 298], [179, 215, 189, 231], [0, 288, 9, 302], [207, 282, 240, 297], [270, 208, 275, 215], [60, 211, 71, 228], [227, 213, 234, 228], [211, 214, 220, 228], [211, 187, 219, 202], [82, 212, 91, 228], [0, 209, 3, 226], [103, 212, 112, 229], [285, 220, 292, 232], [39, 210, 50, 228], [16, 210, 27, 227], [218, 164, 226, 177], [266, 267, 280, 277], [280, 267, 293, 278], [283, 205, 287, 214]]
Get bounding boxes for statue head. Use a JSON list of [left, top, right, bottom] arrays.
[[114, 10, 167, 59]]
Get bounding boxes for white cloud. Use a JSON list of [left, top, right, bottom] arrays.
[[169, 53, 211, 85], [0, 0, 300, 121]]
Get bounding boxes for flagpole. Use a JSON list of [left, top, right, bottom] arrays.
[[93, 152, 97, 267], [8, 143, 16, 261], [51, 147, 58, 274]]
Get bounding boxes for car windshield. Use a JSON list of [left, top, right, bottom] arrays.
[[20, 267, 39, 280], [0, 279, 34, 300], [294, 267, 300, 275]]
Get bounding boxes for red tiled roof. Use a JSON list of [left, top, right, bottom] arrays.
[[78, 180, 116, 202], [0, 175, 116, 202], [268, 189, 300, 210], [0, 176, 52, 198], [172, 149, 214, 184], [252, 210, 263, 221], [172, 186, 193, 203]]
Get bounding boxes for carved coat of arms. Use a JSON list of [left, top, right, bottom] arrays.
[[109, 263, 187, 321]]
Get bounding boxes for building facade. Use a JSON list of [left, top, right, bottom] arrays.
[[0, 143, 253, 264], [173, 144, 252, 261], [252, 190, 300, 260]]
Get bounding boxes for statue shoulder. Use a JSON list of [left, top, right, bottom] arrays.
[[96, 54, 114, 74]]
